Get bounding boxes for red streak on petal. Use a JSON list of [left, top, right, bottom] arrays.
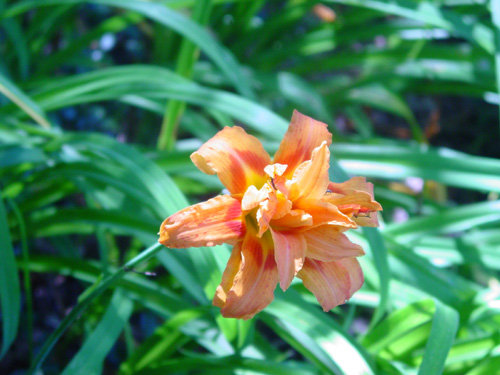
[[224, 198, 243, 217], [264, 250, 276, 271], [225, 220, 245, 236], [248, 238, 264, 268], [227, 153, 247, 193], [238, 149, 270, 173], [222, 199, 246, 237]]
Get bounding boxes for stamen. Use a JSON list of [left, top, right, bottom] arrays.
[[270, 178, 277, 190], [354, 212, 371, 218]]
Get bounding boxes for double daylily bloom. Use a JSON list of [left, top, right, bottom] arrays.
[[159, 111, 382, 319]]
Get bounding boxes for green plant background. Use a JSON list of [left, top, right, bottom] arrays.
[[1, 1, 500, 374]]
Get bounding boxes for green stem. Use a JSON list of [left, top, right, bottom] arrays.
[[28, 242, 164, 375], [157, 0, 212, 151]]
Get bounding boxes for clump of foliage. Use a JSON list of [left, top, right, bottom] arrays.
[[1, 1, 500, 375]]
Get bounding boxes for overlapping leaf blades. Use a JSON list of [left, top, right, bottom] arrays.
[[1, 1, 500, 374]]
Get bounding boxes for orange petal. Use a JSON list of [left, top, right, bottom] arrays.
[[191, 126, 271, 194], [256, 191, 292, 237], [256, 195, 278, 237], [242, 185, 269, 211], [343, 258, 364, 297], [159, 195, 245, 248], [273, 110, 332, 179], [304, 225, 364, 262], [264, 163, 288, 178], [297, 257, 364, 311], [287, 142, 331, 202], [270, 230, 306, 291], [273, 193, 293, 219], [296, 199, 357, 229], [328, 176, 374, 196], [323, 190, 382, 227], [271, 209, 313, 229], [214, 230, 279, 320], [213, 242, 242, 309], [327, 177, 382, 226], [353, 213, 380, 227], [325, 190, 381, 208]]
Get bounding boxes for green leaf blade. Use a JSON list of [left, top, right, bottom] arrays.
[[417, 300, 459, 375], [0, 195, 21, 359]]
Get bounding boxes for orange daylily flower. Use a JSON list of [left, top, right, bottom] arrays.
[[159, 110, 382, 319]]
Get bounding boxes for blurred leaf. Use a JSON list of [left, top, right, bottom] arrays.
[[21, 255, 184, 314], [25, 208, 158, 240], [0, 145, 47, 168], [7, 198, 33, 362], [386, 200, 500, 242], [28, 242, 165, 374], [50, 131, 188, 216], [445, 333, 500, 374], [0, 72, 51, 128], [333, 84, 424, 142], [3, 0, 255, 98], [363, 227, 390, 328], [134, 356, 319, 375], [362, 299, 434, 353], [465, 356, 500, 375], [491, 0, 500, 132], [344, 105, 374, 139], [61, 288, 134, 375], [417, 300, 459, 375], [0, 195, 21, 359], [120, 308, 205, 374], [158, 0, 212, 150], [326, 0, 495, 54], [18, 66, 288, 140], [277, 72, 334, 124], [34, 12, 143, 76], [1, 17, 29, 79], [388, 241, 479, 310], [266, 289, 376, 375], [334, 143, 500, 193]]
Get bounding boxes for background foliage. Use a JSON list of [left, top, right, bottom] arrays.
[[1, 0, 500, 374]]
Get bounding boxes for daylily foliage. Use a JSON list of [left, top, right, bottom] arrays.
[[159, 111, 382, 319]]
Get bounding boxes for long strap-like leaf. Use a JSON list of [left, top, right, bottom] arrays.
[[0, 195, 21, 359]]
